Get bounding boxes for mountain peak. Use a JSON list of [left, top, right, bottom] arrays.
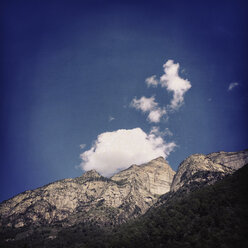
[[142, 156, 170, 169], [171, 149, 248, 192], [81, 169, 102, 179], [150, 156, 166, 162], [111, 157, 175, 195]]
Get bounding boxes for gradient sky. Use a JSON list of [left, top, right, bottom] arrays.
[[1, 0, 248, 202]]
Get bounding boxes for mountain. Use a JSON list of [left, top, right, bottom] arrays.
[[171, 149, 248, 193], [104, 163, 248, 248], [0, 157, 175, 231], [0, 149, 247, 247]]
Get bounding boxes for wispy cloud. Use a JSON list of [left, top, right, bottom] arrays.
[[145, 75, 159, 87], [150, 126, 173, 137], [130, 96, 158, 112], [80, 128, 176, 176], [80, 144, 86, 149], [109, 116, 115, 122], [228, 82, 239, 91], [130, 96, 166, 123]]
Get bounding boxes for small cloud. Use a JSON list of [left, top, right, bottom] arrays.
[[150, 126, 161, 135], [208, 98, 212, 102], [163, 128, 173, 136], [80, 128, 176, 177], [109, 116, 115, 122], [147, 108, 166, 123], [160, 60, 191, 110], [150, 127, 173, 137], [130, 59, 191, 124], [130, 96, 158, 113], [130, 96, 166, 123], [145, 75, 159, 87], [228, 82, 239, 91], [80, 144, 86, 149]]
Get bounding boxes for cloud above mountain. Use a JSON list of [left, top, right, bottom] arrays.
[[130, 96, 158, 112], [145, 75, 159, 87], [131, 59, 191, 122], [160, 60, 191, 110], [147, 108, 166, 123], [80, 60, 189, 176], [80, 128, 176, 177], [130, 96, 166, 123]]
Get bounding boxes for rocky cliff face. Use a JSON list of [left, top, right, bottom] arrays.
[[0, 157, 175, 230], [171, 149, 248, 192], [1, 149, 247, 246]]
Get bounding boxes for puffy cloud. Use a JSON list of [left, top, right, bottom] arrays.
[[228, 82, 239, 91], [145, 75, 159, 87], [130, 96, 166, 123], [160, 60, 191, 110], [147, 108, 166, 123], [130, 60, 191, 123], [130, 96, 158, 112], [80, 128, 176, 177]]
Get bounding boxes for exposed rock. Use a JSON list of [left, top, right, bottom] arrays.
[[0, 157, 175, 231], [171, 149, 248, 192], [111, 156, 175, 195], [1, 149, 247, 245], [207, 149, 248, 170], [81, 169, 102, 179]]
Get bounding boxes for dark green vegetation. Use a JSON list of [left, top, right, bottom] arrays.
[[1, 165, 248, 248], [108, 165, 248, 248]]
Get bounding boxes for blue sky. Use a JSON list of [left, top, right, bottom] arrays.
[[1, 0, 248, 201]]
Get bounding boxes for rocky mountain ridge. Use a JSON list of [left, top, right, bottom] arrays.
[[171, 149, 248, 192], [0, 157, 175, 229], [0, 149, 248, 246]]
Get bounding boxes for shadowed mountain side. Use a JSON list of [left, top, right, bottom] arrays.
[[105, 164, 248, 248]]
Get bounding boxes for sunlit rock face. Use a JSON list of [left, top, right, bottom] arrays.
[[171, 149, 248, 192], [207, 150, 248, 170], [111, 157, 175, 196], [0, 157, 175, 229]]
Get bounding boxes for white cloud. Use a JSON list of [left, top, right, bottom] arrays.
[[228, 82, 239, 91], [160, 60, 191, 110], [130, 60, 191, 123], [80, 128, 176, 177], [130, 96, 166, 123], [130, 96, 158, 112], [145, 75, 159, 87], [147, 108, 166, 123]]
